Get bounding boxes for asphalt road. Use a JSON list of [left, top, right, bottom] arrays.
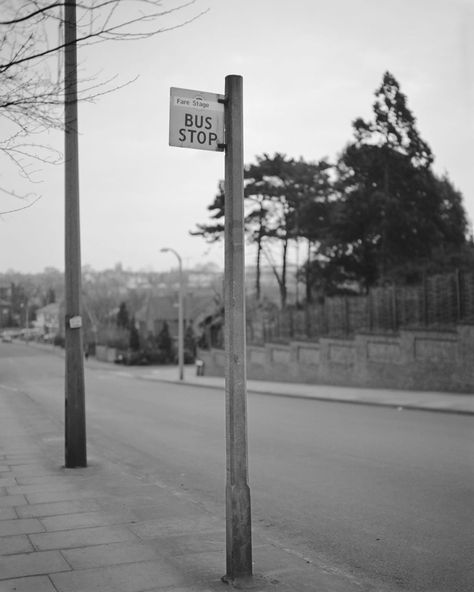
[[1, 342, 473, 591]]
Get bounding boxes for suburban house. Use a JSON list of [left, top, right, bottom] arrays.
[[136, 290, 219, 341], [0, 284, 13, 328], [34, 302, 61, 337]]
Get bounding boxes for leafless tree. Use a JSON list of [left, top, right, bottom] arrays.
[[0, 0, 207, 210]]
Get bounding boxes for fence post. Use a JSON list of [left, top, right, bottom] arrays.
[[344, 296, 350, 335], [455, 269, 462, 322], [305, 305, 311, 339], [391, 284, 398, 331], [422, 273, 429, 326], [367, 291, 373, 331], [323, 299, 328, 335]]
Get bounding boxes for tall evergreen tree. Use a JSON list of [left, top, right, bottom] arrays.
[[129, 317, 140, 352], [116, 302, 130, 330], [156, 321, 174, 363], [331, 71, 468, 289]]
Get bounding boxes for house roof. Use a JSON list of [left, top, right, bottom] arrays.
[[36, 302, 60, 316], [136, 292, 218, 329]]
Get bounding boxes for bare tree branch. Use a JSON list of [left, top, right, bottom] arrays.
[[0, 192, 41, 217], [0, 0, 208, 209]]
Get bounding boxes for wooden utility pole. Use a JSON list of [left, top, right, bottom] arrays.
[[223, 74, 252, 582], [64, 0, 87, 468]]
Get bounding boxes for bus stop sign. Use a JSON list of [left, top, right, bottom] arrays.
[[169, 87, 225, 152]]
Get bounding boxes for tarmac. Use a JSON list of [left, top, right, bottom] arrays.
[[1, 348, 473, 591]]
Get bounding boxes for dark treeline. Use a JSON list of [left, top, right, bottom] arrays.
[[192, 72, 472, 308]]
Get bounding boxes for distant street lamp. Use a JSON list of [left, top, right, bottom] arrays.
[[160, 247, 184, 381]]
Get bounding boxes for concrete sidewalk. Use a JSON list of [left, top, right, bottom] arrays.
[[113, 364, 474, 416], [1, 381, 369, 592]]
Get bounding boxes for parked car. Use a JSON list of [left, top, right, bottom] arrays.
[[1, 333, 12, 343]]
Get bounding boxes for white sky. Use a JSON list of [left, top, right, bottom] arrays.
[[1, 0, 473, 274]]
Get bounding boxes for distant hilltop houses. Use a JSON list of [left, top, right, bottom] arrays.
[[0, 262, 301, 354]]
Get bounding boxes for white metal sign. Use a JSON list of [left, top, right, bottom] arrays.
[[169, 87, 224, 151]]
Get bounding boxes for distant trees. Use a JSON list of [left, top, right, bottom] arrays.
[[193, 71, 471, 305], [192, 153, 333, 307]]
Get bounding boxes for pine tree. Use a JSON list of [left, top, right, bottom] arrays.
[[116, 302, 130, 329], [332, 71, 468, 288], [156, 321, 174, 363], [129, 318, 140, 352]]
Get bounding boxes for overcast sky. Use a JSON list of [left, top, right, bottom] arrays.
[[1, 0, 472, 274]]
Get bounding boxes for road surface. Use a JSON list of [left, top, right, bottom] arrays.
[[1, 342, 473, 591]]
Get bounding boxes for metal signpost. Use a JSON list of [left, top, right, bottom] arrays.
[[170, 75, 252, 582]]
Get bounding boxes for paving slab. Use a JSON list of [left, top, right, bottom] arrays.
[[0, 534, 34, 555], [148, 531, 226, 557], [0, 507, 16, 520], [25, 490, 101, 505], [14, 475, 76, 486], [0, 518, 44, 536], [0, 478, 16, 488], [149, 547, 225, 585], [15, 499, 102, 519], [40, 510, 135, 532], [0, 549, 70, 580], [50, 560, 185, 592], [30, 525, 137, 551], [6, 460, 44, 467], [0, 495, 27, 508], [7, 466, 58, 478], [61, 540, 159, 570], [0, 575, 57, 592], [130, 515, 223, 540], [7, 483, 76, 495]]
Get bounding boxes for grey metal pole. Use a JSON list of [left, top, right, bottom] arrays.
[[223, 74, 252, 582], [64, 0, 87, 468], [177, 253, 184, 381], [161, 248, 184, 380]]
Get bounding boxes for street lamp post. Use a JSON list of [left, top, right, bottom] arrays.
[[160, 248, 184, 381]]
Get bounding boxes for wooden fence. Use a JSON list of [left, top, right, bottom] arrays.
[[245, 270, 474, 345]]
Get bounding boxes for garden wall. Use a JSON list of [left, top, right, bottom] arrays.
[[197, 325, 474, 393]]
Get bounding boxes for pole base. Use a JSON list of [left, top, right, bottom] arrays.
[[222, 573, 270, 590]]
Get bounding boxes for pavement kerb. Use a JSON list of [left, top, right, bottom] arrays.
[[132, 374, 474, 417]]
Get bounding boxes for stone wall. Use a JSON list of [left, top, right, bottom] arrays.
[[197, 325, 474, 393]]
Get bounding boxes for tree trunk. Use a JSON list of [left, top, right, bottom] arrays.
[[305, 240, 312, 304], [280, 238, 288, 308], [255, 228, 262, 302], [255, 242, 261, 301]]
